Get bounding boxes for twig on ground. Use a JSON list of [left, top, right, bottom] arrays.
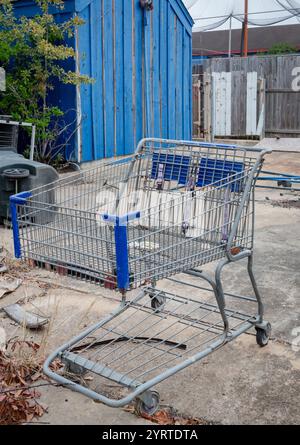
[[0, 382, 62, 395]]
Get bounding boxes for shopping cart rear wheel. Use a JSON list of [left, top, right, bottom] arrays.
[[135, 391, 160, 417], [150, 293, 166, 312], [255, 323, 271, 347]]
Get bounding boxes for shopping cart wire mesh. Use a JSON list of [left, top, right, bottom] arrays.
[[10, 138, 272, 414]]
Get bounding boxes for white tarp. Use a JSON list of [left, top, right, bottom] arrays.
[[183, 0, 300, 31]]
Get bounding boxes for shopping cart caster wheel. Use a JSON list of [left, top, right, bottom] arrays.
[[256, 323, 272, 347], [150, 293, 166, 312], [135, 391, 160, 417], [63, 361, 87, 376], [277, 180, 292, 188]]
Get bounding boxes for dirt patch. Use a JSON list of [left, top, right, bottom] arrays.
[[0, 341, 55, 425], [271, 200, 300, 209]]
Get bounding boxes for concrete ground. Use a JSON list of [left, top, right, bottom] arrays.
[[255, 137, 300, 153], [0, 149, 299, 425]]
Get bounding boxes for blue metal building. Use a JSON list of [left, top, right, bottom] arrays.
[[13, 0, 193, 162]]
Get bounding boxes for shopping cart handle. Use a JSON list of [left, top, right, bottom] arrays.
[[102, 212, 141, 225], [135, 138, 273, 155]]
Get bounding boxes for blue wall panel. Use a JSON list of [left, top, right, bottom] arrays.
[[152, 6, 160, 140], [159, 0, 168, 140], [167, 4, 176, 140], [103, 0, 115, 158], [14, 0, 193, 162], [77, 3, 93, 163], [78, 0, 193, 161], [90, 0, 104, 160], [134, 2, 144, 146], [175, 21, 183, 140], [123, 1, 134, 155], [115, 0, 125, 156]]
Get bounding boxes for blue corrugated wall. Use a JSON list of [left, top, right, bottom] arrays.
[[77, 0, 193, 162], [12, 0, 193, 162]]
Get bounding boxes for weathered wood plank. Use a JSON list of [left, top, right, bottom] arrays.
[[246, 72, 258, 136]]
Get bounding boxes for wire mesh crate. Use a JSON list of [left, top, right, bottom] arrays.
[[0, 117, 19, 151], [11, 138, 272, 414]]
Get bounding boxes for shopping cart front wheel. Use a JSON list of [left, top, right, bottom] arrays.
[[255, 322, 272, 347], [135, 390, 160, 416]]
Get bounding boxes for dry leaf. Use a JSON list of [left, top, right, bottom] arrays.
[[131, 405, 209, 426], [0, 341, 47, 425]]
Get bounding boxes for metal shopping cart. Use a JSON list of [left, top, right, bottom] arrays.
[[10, 139, 272, 415]]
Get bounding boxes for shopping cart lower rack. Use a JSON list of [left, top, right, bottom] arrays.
[[10, 138, 272, 415]]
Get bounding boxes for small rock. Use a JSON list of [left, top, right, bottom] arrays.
[[0, 263, 8, 274]]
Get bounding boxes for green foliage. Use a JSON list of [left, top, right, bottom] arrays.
[[267, 42, 298, 55], [0, 0, 91, 164]]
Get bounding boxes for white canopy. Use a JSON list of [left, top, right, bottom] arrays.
[[183, 0, 300, 31]]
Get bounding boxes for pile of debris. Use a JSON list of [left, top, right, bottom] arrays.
[[126, 404, 212, 425], [0, 254, 53, 425], [0, 341, 47, 425]]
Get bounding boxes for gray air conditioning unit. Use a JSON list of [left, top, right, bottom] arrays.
[[0, 69, 58, 223], [0, 151, 58, 224]]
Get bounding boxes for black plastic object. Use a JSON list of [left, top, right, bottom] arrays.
[[0, 151, 59, 223], [3, 168, 30, 180]]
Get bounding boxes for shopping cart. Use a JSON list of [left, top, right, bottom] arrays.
[[10, 139, 272, 415]]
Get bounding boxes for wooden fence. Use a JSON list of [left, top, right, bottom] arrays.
[[193, 55, 300, 139]]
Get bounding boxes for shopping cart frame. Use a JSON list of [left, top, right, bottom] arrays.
[[11, 138, 272, 415]]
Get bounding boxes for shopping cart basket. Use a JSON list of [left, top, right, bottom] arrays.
[[10, 138, 272, 415]]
